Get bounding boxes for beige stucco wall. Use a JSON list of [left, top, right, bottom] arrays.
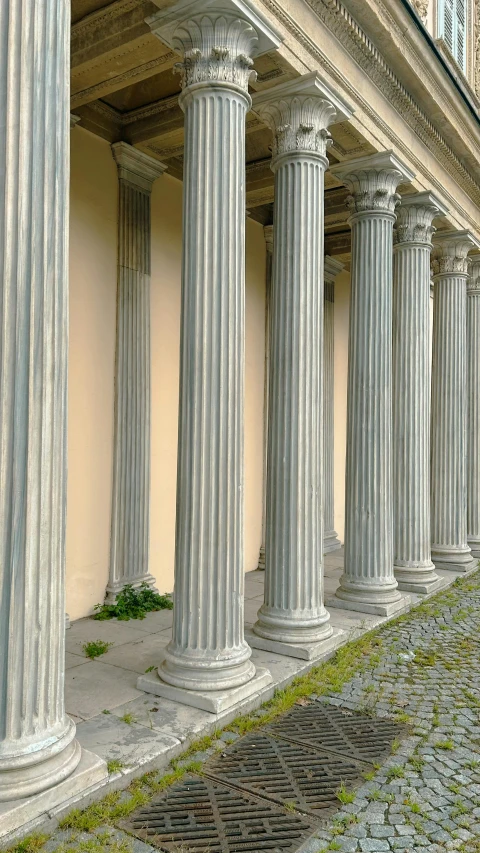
[[67, 128, 117, 622], [67, 130, 267, 620]]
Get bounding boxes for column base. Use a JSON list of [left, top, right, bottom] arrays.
[[252, 605, 333, 646], [468, 537, 480, 558], [0, 749, 107, 841], [137, 666, 273, 715], [431, 546, 478, 573], [394, 563, 445, 595], [105, 573, 158, 603], [246, 626, 345, 661], [327, 576, 409, 616], [395, 574, 448, 595], [324, 531, 342, 553], [65, 613, 71, 630]]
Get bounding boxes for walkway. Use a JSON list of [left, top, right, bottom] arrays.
[[5, 557, 480, 852]]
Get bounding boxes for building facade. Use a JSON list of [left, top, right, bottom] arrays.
[[1, 0, 480, 835]]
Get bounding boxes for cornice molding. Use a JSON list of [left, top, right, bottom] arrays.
[[258, 0, 480, 216], [324, 255, 344, 282], [71, 52, 176, 109]]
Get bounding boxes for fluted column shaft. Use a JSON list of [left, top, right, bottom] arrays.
[[330, 153, 414, 615], [323, 257, 343, 553], [431, 232, 478, 571], [467, 254, 480, 556], [0, 0, 81, 800], [154, 11, 263, 693], [392, 194, 443, 592], [252, 75, 351, 648], [107, 144, 166, 602], [257, 226, 273, 571]]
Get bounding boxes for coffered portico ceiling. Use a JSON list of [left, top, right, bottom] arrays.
[[71, 0, 480, 258]]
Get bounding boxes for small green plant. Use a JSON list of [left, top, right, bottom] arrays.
[[386, 765, 405, 781], [336, 782, 355, 804], [283, 800, 297, 813], [107, 759, 124, 774], [94, 583, 173, 621], [120, 713, 137, 725], [435, 739, 455, 750], [82, 640, 113, 660], [8, 836, 48, 853], [102, 709, 111, 715], [391, 738, 401, 753]]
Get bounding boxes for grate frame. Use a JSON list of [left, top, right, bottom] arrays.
[[119, 774, 316, 852], [204, 731, 364, 818], [266, 701, 405, 764]]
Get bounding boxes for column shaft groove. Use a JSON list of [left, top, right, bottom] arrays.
[[467, 256, 480, 556], [0, 0, 81, 800]]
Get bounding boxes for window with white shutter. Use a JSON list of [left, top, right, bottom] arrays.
[[438, 0, 468, 72]]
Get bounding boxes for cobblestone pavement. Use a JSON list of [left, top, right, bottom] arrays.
[[304, 573, 480, 853], [14, 572, 480, 853]]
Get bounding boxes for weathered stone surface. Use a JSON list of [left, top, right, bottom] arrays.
[[251, 74, 351, 655], [0, 0, 106, 806], [146, 0, 280, 700], [467, 253, 480, 557], [329, 153, 414, 615], [392, 193, 445, 593], [430, 231, 480, 572]]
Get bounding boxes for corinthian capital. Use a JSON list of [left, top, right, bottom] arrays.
[[467, 252, 480, 295], [331, 151, 415, 216], [393, 191, 448, 247], [148, 0, 282, 93], [253, 73, 352, 162], [431, 230, 480, 277]]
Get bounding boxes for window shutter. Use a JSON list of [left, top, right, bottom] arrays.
[[443, 0, 454, 53], [455, 0, 466, 71]]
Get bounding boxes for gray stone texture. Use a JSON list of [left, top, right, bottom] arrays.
[[329, 153, 414, 614], [392, 193, 443, 593], [252, 74, 351, 650], [0, 0, 98, 805], [257, 225, 273, 571], [148, 0, 280, 697], [430, 232, 479, 572], [467, 253, 480, 557]]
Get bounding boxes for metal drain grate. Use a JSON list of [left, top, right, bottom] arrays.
[[119, 775, 315, 852], [205, 731, 363, 817], [266, 702, 403, 764]]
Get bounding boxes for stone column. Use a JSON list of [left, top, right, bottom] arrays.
[[431, 232, 479, 571], [141, 0, 280, 713], [106, 143, 166, 603], [249, 74, 352, 660], [257, 225, 274, 571], [467, 253, 480, 557], [392, 193, 446, 594], [0, 0, 106, 827], [328, 153, 414, 616], [323, 256, 344, 553]]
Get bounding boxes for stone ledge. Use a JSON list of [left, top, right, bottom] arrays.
[[137, 666, 273, 714]]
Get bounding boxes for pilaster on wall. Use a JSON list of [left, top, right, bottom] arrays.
[[323, 256, 344, 554], [107, 143, 166, 602]]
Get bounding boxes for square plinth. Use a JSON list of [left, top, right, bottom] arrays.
[[326, 594, 411, 617], [396, 575, 450, 596], [246, 626, 345, 661], [137, 667, 273, 715], [432, 558, 479, 574], [0, 749, 107, 841]]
